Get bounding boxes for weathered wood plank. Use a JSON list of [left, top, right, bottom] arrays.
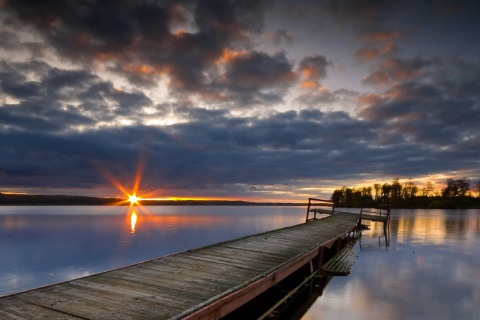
[[220, 239, 308, 255], [64, 280, 191, 318], [0, 311, 25, 320], [183, 249, 279, 270], [17, 289, 150, 320], [146, 259, 257, 286], [86, 273, 210, 303], [219, 243, 295, 261], [321, 241, 357, 275], [96, 272, 224, 305], [0, 296, 83, 319], [110, 263, 238, 296], [156, 254, 267, 275]]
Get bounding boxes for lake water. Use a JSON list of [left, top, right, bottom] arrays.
[[1, 206, 479, 319]]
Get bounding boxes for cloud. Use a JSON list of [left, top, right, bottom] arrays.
[[354, 42, 396, 61], [264, 29, 296, 45], [212, 50, 297, 106], [0, 60, 153, 132], [0, 109, 373, 194], [298, 55, 332, 89], [361, 30, 404, 43], [6, 67, 472, 195], [3, 0, 268, 97], [294, 89, 359, 113], [362, 57, 430, 85], [357, 58, 480, 151], [2, 93, 477, 197]]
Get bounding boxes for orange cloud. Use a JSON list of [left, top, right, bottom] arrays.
[[123, 63, 156, 75], [301, 67, 321, 79], [362, 30, 404, 42], [300, 80, 319, 89], [355, 42, 397, 61], [382, 59, 421, 80], [95, 52, 116, 62], [363, 57, 425, 86], [357, 93, 382, 106], [174, 29, 187, 37], [297, 56, 331, 91], [383, 42, 396, 54], [355, 47, 383, 61], [218, 48, 247, 63], [362, 71, 389, 85], [384, 84, 415, 101]]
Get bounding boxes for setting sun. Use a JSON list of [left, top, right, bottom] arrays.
[[128, 194, 140, 205]]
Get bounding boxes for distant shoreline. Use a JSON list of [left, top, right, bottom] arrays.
[[0, 193, 305, 206]]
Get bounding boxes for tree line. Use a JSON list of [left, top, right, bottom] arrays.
[[330, 178, 480, 209]]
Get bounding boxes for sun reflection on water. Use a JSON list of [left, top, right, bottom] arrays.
[[130, 210, 138, 233]]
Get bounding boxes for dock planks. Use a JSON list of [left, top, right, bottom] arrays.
[[0, 212, 359, 320]]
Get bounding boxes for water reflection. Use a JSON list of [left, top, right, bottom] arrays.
[[359, 227, 390, 250], [130, 209, 137, 233], [301, 209, 480, 320]]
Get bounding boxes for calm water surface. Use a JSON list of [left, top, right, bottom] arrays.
[[1, 206, 479, 319]]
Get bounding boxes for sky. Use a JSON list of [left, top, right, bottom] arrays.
[[1, 0, 479, 201]]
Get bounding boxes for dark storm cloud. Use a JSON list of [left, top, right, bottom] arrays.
[[362, 57, 430, 85], [216, 50, 297, 105], [4, 0, 272, 106], [298, 55, 331, 81], [0, 110, 370, 191], [3, 98, 477, 193], [296, 55, 332, 92], [358, 58, 480, 152], [294, 89, 357, 109], [0, 108, 477, 197], [0, 60, 153, 131]]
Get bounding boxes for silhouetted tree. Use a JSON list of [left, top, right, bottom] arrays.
[[331, 189, 343, 206], [402, 180, 418, 199], [390, 178, 402, 205], [442, 178, 470, 198], [345, 187, 354, 207], [373, 183, 381, 202], [330, 177, 480, 208], [421, 181, 436, 197], [474, 180, 480, 198]]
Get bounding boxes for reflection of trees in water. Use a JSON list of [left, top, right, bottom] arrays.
[[445, 215, 467, 239], [386, 211, 480, 244]]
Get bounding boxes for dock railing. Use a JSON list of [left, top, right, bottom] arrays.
[[306, 198, 336, 221], [359, 204, 391, 231]]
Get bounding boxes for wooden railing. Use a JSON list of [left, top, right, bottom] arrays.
[[359, 204, 391, 230], [306, 198, 335, 221]]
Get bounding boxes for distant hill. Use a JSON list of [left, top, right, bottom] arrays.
[[0, 193, 305, 206], [0, 193, 120, 205]]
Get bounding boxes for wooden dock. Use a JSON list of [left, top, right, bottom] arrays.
[[0, 212, 359, 320]]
